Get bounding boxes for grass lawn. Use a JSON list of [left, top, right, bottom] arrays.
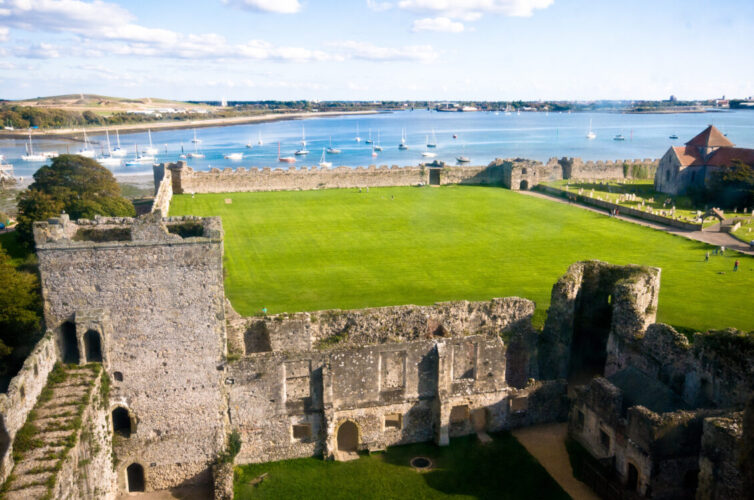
[[234, 433, 569, 500], [170, 185, 754, 332]]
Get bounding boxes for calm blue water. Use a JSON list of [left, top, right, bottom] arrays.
[[3, 109, 754, 179]]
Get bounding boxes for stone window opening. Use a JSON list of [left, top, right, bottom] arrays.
[[384, 413, 402, 430], [577, 410, 585, 430], [84, 329, 103, 363], [112, 407, 133, 437], [19, 386, 25, 399], [599, 429, 610, 451], [126, 463, 145, 492], [61, 321, 80, 364], [510, 396, 528, 413], [522, 168, 528, 175], [449, 405, 470, 424], [627, 463, 639, 491], [292, 423, 312, 441], [113, 371, 124, 382]]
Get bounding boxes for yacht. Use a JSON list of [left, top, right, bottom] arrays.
[[456, 156, 470, 163], [224, 152, 244, 160], [326, 137, 341, 154], [398, 128, 409, 150], [143, 130, 158, 155], [669, 134, 679, 140], [613, 134, 626, 141], [257, 131, 263, 146], [354, 123, 361, 142], [427, 129, 437, 148], [187, 140, 204, 159], [373, 130, 383, 151], [319, 148, 332, 168], [21, 133, 52, 161], [365, 129, 373, 144], [586, 119, 596, 140], [422, 151, 437, 158], [77, 130, 95, 158], [278, 142, 296, 163], [245, 137, 254, 149], [97, 130, 122, 166], [295, 127, 309, 155], [191, 129, 202, 144], [111, 130, 127, 157], [125, 146, 155, 166]]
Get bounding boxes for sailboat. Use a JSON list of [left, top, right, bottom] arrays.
[[77, 130, 95, 158], [422, 136, 436, 158], [371, 146, 378, 158], [257, 131, 263, 146], [398, 128, 409, 150], [187, 139, 204, 159], [373, 130, 383, 151], [427, 129, 437, 148], [365, 129, 373, 144], [21, 133, 50, 161], [613, 133, 626, 141], [295, 127, 309, 155], [111, 130, 127, 157], [97, 130, 122, 166], [245, 137, 254, 149], [355, 123, 361, 142], [669, 134, 679, 140], [125, 145, 155, 166], [456, 145, 470, 163], [586, 119, 596, 140], [224, 152, 244, 160], [278, 142, 296, 163], [319, 148, 332, 168], [326, 137, 341, 154], [179, 143, 187, 159], [191, 129, 202, 144], [143, 130, 158, 155]]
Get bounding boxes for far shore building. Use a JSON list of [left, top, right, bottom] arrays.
[[654, 125, 754, 195]]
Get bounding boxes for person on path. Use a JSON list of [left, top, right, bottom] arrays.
[[705, 251, 710, 262], [721, 246, 725, 255], [734, 260, 739, 272]]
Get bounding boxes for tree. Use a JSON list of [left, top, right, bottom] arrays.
[[0, 248, 40, 375], [702, 160, 754, 209], [15, 155, 135, 247]]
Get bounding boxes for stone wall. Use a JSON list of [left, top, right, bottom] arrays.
[[0, 333, 58, 484], [151, 164, 173, 215], [697, 413, 744, 500], [34, 213, 228, 492]]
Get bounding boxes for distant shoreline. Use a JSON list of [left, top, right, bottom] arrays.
[[0, 110, 380, 140]]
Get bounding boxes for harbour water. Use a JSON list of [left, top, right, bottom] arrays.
[[2, 109, 754, 179]]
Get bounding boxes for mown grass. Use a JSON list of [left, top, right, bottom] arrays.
[[234, 433, 568, 500], [170, 185, 754, 332]]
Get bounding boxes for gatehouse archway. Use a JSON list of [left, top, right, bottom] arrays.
[[337, 420, 359, 452]]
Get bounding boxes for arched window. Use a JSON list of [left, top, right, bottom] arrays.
[[112, 407, 132, 437], [61, 322, 80, 364], [126, 463, 145, 492], [84, 330, 103, 363]]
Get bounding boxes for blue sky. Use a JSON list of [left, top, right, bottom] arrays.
[[1, 0, 753, 101]]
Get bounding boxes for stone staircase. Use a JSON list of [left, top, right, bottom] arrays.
[[1, 364, 100, 500]]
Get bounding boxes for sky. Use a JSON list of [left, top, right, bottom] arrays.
[[1, 0, 753, 101]]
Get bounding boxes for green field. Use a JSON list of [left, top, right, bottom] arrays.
[[234, 433, 568, 500], [170, 185, 754, 332]]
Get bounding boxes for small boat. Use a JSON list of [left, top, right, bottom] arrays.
[[326, 137, 341, 154], [427, 129, 437, 148], [613, 134, 626, 141], [278, 142, 296, 163], [398, 128, 409, 150], [452, 133, 458, 139], [224, 152, 243, 160], [669, 134, 679, 140], [111, 130, 127, 157], [295, 127, 309, 155], [586, 119, 596, 140], [319, 148, 332, 168], [21, 133, 52, 161], [77, 129, 95, 158], [245, 137, 254, 149], [373, 130, 383, 151], [257, 131, 263, 146], [456, 156, 470, 163], [355, 123, 361, 142], [187, 139, 204, 159], [143, 129, 158, 155], [125, 146, 155, 166], [365, 129, 373, 144], [97, 130, 122, 166], [422, 151, 437, 158], [191, 129, 202, 144]]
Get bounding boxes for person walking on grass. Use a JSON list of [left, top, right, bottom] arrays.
[[721, 246, 725, 255], [734, 260, 739, 272], [705, 251, 710, 262]]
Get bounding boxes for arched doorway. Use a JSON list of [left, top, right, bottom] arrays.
[[627, 463, 639, 491], [84, 330, 103, 362], [126, 463, 145, 492], [61, 322, 79, 364], [112, 407, 132, 437], [337, 420, 359, 452], [519, 180, 529, 190]]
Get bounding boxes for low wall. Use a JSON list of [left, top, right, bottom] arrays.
[[0, 332, 58, 483], [536, 185, 702, 231]]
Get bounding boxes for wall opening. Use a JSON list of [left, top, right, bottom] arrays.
[[429, 169, 440, 186], [577, 410, 585, 430], [126, 463, 145, 492], [292, 424, 312, 441], [112, 407, 132, 437], [471, 408, 487, 431], [449, 405, 470, 424], [568, 287, 614, 383], [627, 463, 639, 491], [599, 429, 610, 452], [337, 421, 359, 452], [521, 168, 528, 175], [61, 321, 80, 364], [519, 180, 529, 190], [113, 371, 123, 382], [510, 396, 528, 413], [384, 413, 402, 430], [84, 329, 103, 363]]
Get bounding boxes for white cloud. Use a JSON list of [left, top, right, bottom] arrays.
[[0, 26, 8, 41], [0, 0, 132, 32], [330, 41, 438, 63], [366, 0, 393, 12], [223, 0, 302, 14], [412, 17, 464, 33], [398, 0, 554, 20], [15, 42, 60, 58]]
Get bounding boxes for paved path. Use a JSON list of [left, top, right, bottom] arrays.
[[115, 485, 212, 500], [513, 423, 599, 500], [521, 190, 754, 256]]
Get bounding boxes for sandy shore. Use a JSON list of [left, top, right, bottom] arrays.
[[0, 110, 380, 139]]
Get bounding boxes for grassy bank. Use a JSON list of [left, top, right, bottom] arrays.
[[170, 185, 754, 332], [234, 433, 568, 500]]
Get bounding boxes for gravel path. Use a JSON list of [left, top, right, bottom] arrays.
[[513, 423, 599, 500], [521, 189, 754, 256]]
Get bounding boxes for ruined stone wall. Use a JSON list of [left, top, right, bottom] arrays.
[[151, 164, 173, 215], [697, 413, 744, 500], [0, 333, 58, 483], [34, 214, 228, 491]]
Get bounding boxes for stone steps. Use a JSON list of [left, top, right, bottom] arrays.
[[1, 363, 100, 500]]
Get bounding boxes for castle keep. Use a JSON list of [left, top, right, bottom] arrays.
[[0, 162, 749, 499]]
